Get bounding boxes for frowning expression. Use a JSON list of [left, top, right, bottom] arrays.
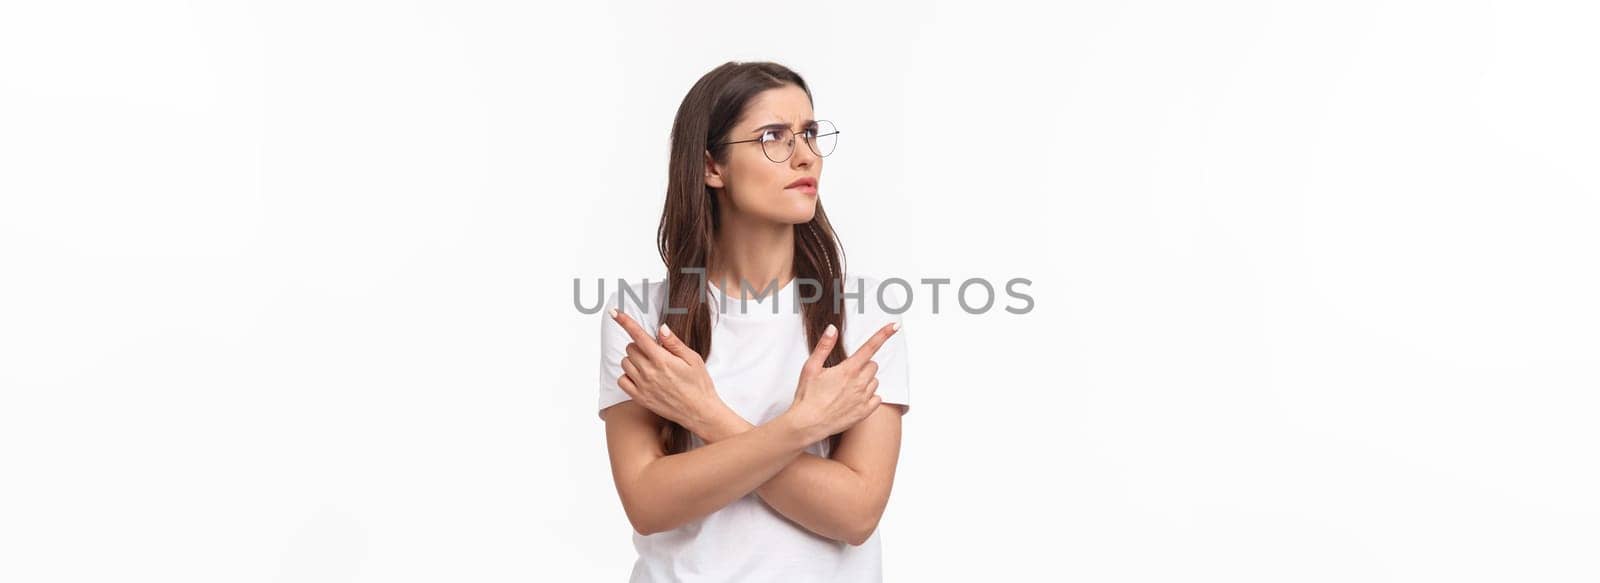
[[704, 84, 824, 225]]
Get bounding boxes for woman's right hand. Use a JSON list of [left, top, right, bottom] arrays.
[[785, 321, 900, 442]]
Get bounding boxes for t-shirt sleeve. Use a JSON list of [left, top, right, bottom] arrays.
[[845, 277, 911, 415], [597, 286, 659, 420]]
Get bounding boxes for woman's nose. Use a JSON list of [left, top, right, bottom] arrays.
[[790, 138, 817, 168]]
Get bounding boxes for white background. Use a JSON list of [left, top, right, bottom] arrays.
[[3, 1, 1597, 581]]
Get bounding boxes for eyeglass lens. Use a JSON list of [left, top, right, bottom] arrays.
[[761, 120, 838, 163]]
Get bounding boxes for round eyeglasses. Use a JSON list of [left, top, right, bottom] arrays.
[[715, 120, 839, 163]]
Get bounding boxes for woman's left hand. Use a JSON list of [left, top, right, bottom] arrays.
[[610, 309, 725, 432]]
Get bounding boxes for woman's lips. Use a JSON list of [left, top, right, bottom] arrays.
[[785, 178, 817, 195]]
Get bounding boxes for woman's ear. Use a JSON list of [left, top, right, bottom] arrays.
[[704, 150, 725, 189]]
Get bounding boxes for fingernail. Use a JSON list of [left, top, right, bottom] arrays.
[[609, 308, 619, 319], [891, 321, 901, 332], [659, 323, 672, 337], [824, 324, 836, 337]]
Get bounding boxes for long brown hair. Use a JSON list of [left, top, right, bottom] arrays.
[[655, 61, 849, 455]]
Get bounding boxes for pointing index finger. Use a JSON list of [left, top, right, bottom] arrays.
[[847, 321, 901, 365], [610, 308, 670, 359]]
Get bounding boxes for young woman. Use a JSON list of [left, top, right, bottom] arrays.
[[595, 61, 912, 582]]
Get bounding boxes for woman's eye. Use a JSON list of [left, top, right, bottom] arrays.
[[759, 130, 782, 143]]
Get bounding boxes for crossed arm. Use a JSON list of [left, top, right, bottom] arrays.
[[602, 397, 904, 545], [599, 313, 906, 546], [698, 400, 905, 545]]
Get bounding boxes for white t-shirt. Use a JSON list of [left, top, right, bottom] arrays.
[[596, 274, 911, 583]]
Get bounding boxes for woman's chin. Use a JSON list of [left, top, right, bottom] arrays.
[[784, 205, 819, 224], [752, 202, 818, 225]]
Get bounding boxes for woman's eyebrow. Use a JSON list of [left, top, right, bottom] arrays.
[[749, 119, 818, 133]]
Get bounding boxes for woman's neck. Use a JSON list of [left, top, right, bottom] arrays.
[[708, 215, 795, 300]]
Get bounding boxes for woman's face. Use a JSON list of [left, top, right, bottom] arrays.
[[705, 84, 823, 225]]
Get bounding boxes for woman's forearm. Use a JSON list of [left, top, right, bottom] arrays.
[[696, 411, 876, 545], [620, 412, 814, 535]]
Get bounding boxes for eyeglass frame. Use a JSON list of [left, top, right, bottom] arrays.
[[712, 120, 840, 163]]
